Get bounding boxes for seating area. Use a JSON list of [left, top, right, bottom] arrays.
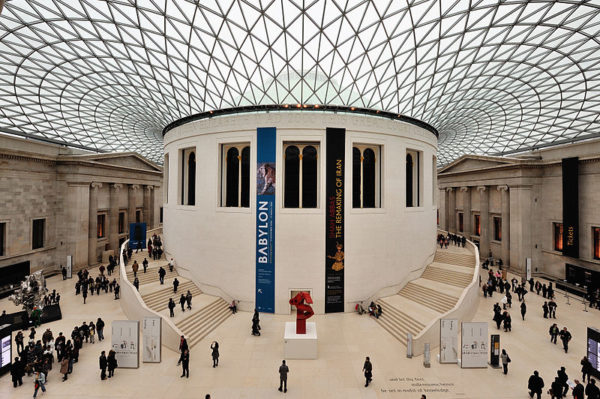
[[375, 244, 476, 344]]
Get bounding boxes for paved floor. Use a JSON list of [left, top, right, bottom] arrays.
[[0, 253, 598, 398]]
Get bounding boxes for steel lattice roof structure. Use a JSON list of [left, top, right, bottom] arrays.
[[1, 0, 599, 164]]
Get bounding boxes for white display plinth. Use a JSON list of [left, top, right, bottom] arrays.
[[284, 322, 318, 359]]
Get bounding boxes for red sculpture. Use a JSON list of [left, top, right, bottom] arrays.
[[289, 291, 314, 334]]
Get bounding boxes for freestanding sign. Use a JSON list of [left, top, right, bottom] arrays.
[[526, 258, 532, 280], [325, 127, 345, 313], [66, 255, 73, 279], [490, 334, 500, 368], [255, 127, 276, 313], [142, 317, 161, 363], [0, 324, 11, 377], [111, 320, 139, 368], [129, 223, 147, 250], [461, 322, 488, 368], [440, 319, 459, 363]]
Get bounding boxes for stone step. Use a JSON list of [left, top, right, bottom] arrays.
[[421, 266, 472, 288], [375, 298, 426, 345], [143, 282, 202, 312], [398, 282, 457, 313], [126, 268, 178, 285], [176, 299, 232, 348], [433, 252, 475, 267]]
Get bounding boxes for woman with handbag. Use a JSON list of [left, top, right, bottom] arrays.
[[501, 349, 511, 375]]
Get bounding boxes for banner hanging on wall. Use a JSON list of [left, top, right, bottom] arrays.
[[325, 127, 345, 313], [111, 320, 139, 368], [562, 157, 579, 258], [461, 322, 488, 368], [439, 319, 459, 364], [256, 127, 276, 313], [142, 317, 161, 363]]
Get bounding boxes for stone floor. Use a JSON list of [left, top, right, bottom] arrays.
[[1, 252, 598, 398]]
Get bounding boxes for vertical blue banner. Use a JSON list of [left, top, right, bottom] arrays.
[[256, 127, 276, 313]]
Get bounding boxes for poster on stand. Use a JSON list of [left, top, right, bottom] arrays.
[[439, 319, 459, 363], [461, 322, 488, 368], [111, 320, 139, 368], [142, 317, 161, 363]]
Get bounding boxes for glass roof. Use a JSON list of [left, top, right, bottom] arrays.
[[1, 0, 599, 164]]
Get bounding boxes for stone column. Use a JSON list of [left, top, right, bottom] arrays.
[[128, 184, 139, 226], [461, 186, 471, 236], [109, 184, 122, 253], [88, 182, 102, 266], [478, 185, 490, 258], [442, 188, 450, 231], [448, 187, 456, 233], [143, 185, 154, 228], [498, 185, 510, 268]]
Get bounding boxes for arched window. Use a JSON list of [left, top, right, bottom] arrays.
[[240, 146, 250, 207], [406, 153, 413, 207], [284, 145, 300, 208], [225, 147, 239, 207], [187, 152, 196, 206], [302, 146, 318, 208], [352, 145, 381, 208]]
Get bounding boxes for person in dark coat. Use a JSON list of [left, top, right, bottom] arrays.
[[133, 277, 139, 291], [573, 380, 584, 399], [179, 349, 189, 378], [550, 376, 562, 399], [528, 370, 544, 399], [107, 350, 117, 378], [557, 366, 569, 397], [179, 294, 186, 312], [211, 341, 219, 367], [581, 356, 593, 383], [142, 258, 148, 273], [99, 351, 107, 380], [586, 379, 600, 399], [96, 318, 105, 341], [520, 301, 527, 320], [363, 356, 373, 387], [559, 327, 572, 353], [178, 336, 188, 354], [168, 298, 176, 317], [11, 357, 24, 387], [549, 323, 559, 344], [278, 360, 289, 392], [158, 267, 166, 284], [542, 302, 549, 318], [186, 290, 192, 310], [173, 278, 179, 293]]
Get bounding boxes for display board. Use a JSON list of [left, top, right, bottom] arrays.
[[439, 319, 459, 363], [129, 223, 147, 250], [142, 317, 161, 363], [325, 127, 345, 313], [490, 334, 500, 367], [562, 157, 579, 258], [0, 324, 12, 376], [587, 327, 600, 378], [66, 255, 72, 279], [111, 320, 139, 368], [255, 127, 276, 313], [461, 322, 488, 368]]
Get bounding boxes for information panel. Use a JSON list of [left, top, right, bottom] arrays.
[[587, 327, 600, 378], [440, 319, 459, 364], [461, 322, 488, 368], [142, 317, 161, 363], [255, 127, 276, 313], [0, 325, 11, 376], [325, 127, 345, 313], [111, 320, 139, 368]]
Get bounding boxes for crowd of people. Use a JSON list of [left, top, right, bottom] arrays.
[[74, 268, 120, 303], [437, 233, 466, 248]]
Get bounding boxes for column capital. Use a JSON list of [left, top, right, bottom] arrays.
[[90, 182, 102, 190], [497, 185, 509, 192], [111, 183, 123, 191], [445, 187, 454, 192], [145, 185, 154, 191], [477, 185, 487, 192], [129, 184, 140, 191], [460, 186, 470, 192]]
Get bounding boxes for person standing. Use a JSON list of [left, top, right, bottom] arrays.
[[363, 356, 373, 387], [173, 278, 179, 293], [133, 277, 139, 291], [169, 258, 174, 272], [586, 379, 600, 399], [500, 349, 510, 375], [557, 366, 569, 397], [32, 371, 46, 398], [158, 267, 166, 284], [559, 327, 572, 353], [211, 341, 219, 367], [60, 354, 69, 381], [82, 285, 88, 304], [61, 265, 67, 280], [549, 323, 559, 344], [99, 351, 107, 380], [15, 331, 24, 353], [278, 360, 289, 393], [96, 318, 105, 341], [528, 370, 544, 399], [581, 356, 593, 383], [114, 283, 120, 299], [107, 350, 117, 378], [550, 376, 562, 399], [142, 258, 148, 273], [543, 301, 549, 318], [549, 299, 557, 318], [179, 335, 188, 355], [521, 301, 527, 320], [186, 290, 192, 310], [179, 349, 190, 378], [132, 261, 139, 277], [89, 321, 95, 344], [573, 379, 584, 399], [168, 298, 176, 317], [10, 357, 24, 387]]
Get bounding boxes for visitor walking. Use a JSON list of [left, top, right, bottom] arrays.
[[549, 323, 559, 344], [179, 349, 189, 378], [96, 318, 105, 341], [107, 350, 117, 378], [278, 360, 289, 393], [521, 301, 527, 320], [581, 356, 593, 383], [559, 327, 572, 353], [501, 349, 510, 375], [211, 341, 219, 367], [173, 278, 179, 293], [363, 356, 373, 387], [168, 298, 176, 317], [527, 370, 544, 399], [32, 371, 46, 398], [99, 351, 107, 380]]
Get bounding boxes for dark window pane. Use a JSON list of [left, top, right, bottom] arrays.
[[406, 154, 413, 207], [241, 146, 250, 207], [118, 212, 125, 234], [352, 147, 361, 208], [0, 223, 5, 256], [302, 146, 318, 208], [554, 223, 563, 251], [284, 146, 300, 208], [32, 219, 44, 250], [97, 214, 105, 238], [363, 148, 376, 208], [159, 207, 163, 224], [187, 152, 196, 206], [136, 210, 141, 223], [226, 147, 239, 207], [594, 227, 600, 260]]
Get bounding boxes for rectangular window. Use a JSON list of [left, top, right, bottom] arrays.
[[0, 222, 5, 256], [593, 227, 599, 260], [164, 153, 169, 204], [32, 218, 45, 250], [220, 143, 251, 207], [136, 210, 141, 223], [352, 144, 381, 208], [406, 149, 423, 207], [160, 207, 163, 224], [458, 213, 464, 232], [118, 212, 125, 234], [493, 216, 502, 241], [432, 156, 437, 206], [474, 214, 481, 236], [283, 143, 319, 208], [179, 147, 196, 206], [97, 214, 106, 238], [554, 222, 563, 251]]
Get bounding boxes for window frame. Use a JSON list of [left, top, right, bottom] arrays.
[[493, 216, 502, 241], [220, 142, 251, 208], [593, 226, 600, 260], [0, 222, 6, 257], [474, 214, 481, 236], [97, 213, 107, 239], [32, 218, 45, 250], [406, 148, 423, 208], [352, 144, 381, 209], [458, 212, 464, 232], [554, 222, 563, 252], [282, 142, 320, 209], [118, 211, 126, 234], [178, 147, 197, 206]]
